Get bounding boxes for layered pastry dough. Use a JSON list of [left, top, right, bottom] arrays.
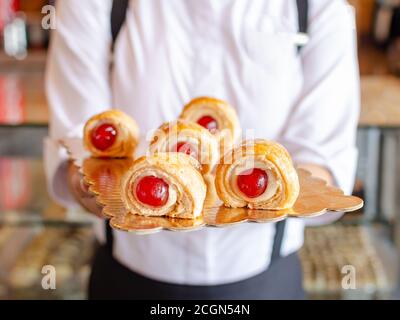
[[149, 120, 219, 174], [179, 97, 241, 153], [83, 109, 139, 158], [215, 139, 299, 210], [121, 153, 206, 219]]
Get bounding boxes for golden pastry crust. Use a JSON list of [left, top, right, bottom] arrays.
[[149, 120, 219, 174], [121, 152, 207, 219], [179, 97, 241, 154], [83, 109, 139, 158], [215, 139, 299, 210]]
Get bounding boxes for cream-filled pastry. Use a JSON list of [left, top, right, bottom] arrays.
[[215, 139, 299, 210], [149, 120, 219, 174], [121, 153, 206, 219], [83, 109, 139, 158], [179, 97, 241, 154]]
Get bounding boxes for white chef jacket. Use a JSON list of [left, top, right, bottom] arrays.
[[44, 0, 360, 285]]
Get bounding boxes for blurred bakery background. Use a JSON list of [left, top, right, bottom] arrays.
[[0, 0, 400, 300]]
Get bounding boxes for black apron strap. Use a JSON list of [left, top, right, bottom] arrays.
[[270, 0, 308, 262], [105, 220, 114, 252], [296, 0, 309, 34], [111, 0, 129, 47], [296, 0, 309, 52], [106, 0, 129, 253], [271, 220, 286, 263]]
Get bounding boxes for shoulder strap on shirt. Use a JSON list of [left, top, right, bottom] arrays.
[[271, 220, 286, 262], [106, 0, 129, 249], [296, 0, 308, 34], [111, 0, 129, 46], [270, 0, 309, 263], [296, 0, 309, 51], [105, 220, 114, 252]]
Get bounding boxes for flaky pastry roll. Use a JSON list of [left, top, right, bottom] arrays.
[[215, 139, 299, 210], [121, 153, 206, 219], [179, 97, 241, 153], [83, 109, 139, 158], [149, 120, 219, 174]]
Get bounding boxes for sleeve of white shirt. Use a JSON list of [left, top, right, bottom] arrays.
[[280, 0, 360, 225], [44, 0, 113, 207]]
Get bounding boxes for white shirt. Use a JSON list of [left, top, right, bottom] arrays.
[[44, 0, 360, 285]]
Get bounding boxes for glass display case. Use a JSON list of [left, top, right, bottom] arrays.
[[0, 4, 95, 297]]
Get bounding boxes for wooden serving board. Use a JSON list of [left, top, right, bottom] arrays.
[[61, 138, 364, 234]]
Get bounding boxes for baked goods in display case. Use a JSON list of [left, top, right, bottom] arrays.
[[179, 97, 241, 152], [215, 139, 299, 210], [121, 153, 206, 219], [300, 225, 391, 299], [6, 227, 95, 299], [83, 109, 139, 158], [149, 120, 219, 174]]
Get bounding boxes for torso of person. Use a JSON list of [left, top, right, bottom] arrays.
[[98, 0, 306, 286]]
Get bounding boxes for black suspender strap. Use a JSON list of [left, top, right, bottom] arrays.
[[296, 0, 309, 35], [271, 0, 308, 262], [105, 219, 114, 252], [296, 0, 309, 52], [271, 219, 287, 262], [111, 0, 129, 46], [104, 0, 129, 252]]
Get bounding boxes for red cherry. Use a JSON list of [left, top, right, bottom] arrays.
[[236, 168, 268, 198], [91, 123, 117, 151], [197, 115, 218, 133], [135, 176, 169, 207], [175, 141, 197, 158]]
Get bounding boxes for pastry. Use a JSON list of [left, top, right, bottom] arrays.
[[149, 120, 219, 174], [83, 109, 139, 158], [179, 97, 241, 153], [121, 152, 206, 219], [215, 139, 299, 210]]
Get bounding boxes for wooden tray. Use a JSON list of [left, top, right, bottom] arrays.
[[61, 138, 364, 234]]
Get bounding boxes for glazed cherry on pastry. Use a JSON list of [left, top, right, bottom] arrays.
[[236, 168, 268, 198], [135, 176, 169, 207], [197, 115, 218, 133], [91, 123, 117, 151], [175, 141, 197, 158]]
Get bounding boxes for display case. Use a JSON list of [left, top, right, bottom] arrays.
[[0, 2, 95, 297]]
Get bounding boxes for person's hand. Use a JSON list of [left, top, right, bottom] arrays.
[[67, 161, 104, 218], [297, 163, 334, 186]]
